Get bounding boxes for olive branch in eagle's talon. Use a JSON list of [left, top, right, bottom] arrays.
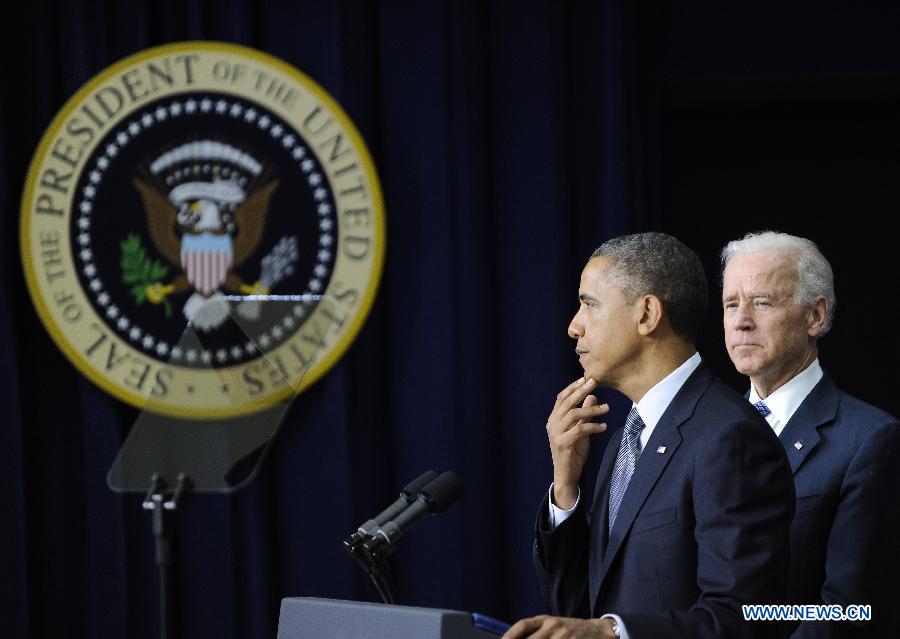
[[120, 233, 173, 317]]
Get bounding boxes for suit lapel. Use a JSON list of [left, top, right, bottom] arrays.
[[777, 374, 838, 473], [588, 428, 621, 610], [590, 364, 713, 611]]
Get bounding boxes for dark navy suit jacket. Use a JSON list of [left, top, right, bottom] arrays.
[[534, 363, 795, 639], [777, 373, 900, 639]]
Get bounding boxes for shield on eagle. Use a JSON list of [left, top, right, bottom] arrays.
[[180, 232, 234, 296]]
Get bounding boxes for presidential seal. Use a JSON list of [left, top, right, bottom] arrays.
[[20, 42, 385, 418]]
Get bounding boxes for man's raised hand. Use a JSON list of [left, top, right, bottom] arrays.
[[547, 378, 609, 510]]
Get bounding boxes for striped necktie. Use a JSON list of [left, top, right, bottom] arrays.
[[754, 400, 771, 417], [609, 406, 646, 532]]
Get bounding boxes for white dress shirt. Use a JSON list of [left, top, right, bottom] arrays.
[[545, 352, 702, 639], [748, 359, 823, 437]]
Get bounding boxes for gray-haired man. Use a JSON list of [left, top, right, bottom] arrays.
[[721, 231, 900, 638]]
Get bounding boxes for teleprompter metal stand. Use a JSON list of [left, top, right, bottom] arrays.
[[107, 297, 331, 639], [142, 473, 191, 639]]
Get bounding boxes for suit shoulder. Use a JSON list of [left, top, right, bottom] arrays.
[[831, 388, 900, 448], [696, 376, 767, 424], [835, 388, 898, 427], [682, 376, 776, 445]]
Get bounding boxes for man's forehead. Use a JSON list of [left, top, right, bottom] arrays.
[[582, 255, 615, 276], [580, 256, 615, 287], [723, 252, 799, 293], [579, 257, 632, 306], [726, 252, 797, 278]]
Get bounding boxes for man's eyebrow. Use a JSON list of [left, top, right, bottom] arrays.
[[579, 293, 598, 303], [722, 290, 780, 302]]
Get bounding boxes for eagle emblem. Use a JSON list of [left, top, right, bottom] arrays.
[[132, 140, 294, 331]]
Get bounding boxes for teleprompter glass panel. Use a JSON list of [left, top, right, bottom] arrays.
[[107, 295, 332, 494]]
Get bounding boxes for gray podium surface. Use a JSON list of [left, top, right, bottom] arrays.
[[277, 597, 501, 639]]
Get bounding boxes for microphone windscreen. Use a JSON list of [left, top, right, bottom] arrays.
[[420, 471, 463, 513], [400, 470, 438, 502]]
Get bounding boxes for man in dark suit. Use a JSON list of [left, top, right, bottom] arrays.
[[503, 232, 795, 639], [721, 231, 900, 638]]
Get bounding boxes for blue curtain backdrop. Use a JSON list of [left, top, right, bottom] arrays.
[[4, 2, 900, 639], [1, 2, 653, 638]]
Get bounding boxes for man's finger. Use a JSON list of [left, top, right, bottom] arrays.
[[555, 378, 587, 405], [547, 404, 609, 437], [548, 402, 608, 437], [560, 404, 609, 430], [558, 422, 607, 446], [555, 378, 597, 414], [501, 615, 545, 639]]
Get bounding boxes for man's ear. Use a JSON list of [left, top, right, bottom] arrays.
[[637, 295, 665, 336], [807, 296, 828, 338]]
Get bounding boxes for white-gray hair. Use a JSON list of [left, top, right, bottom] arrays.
[[721, 231, 835, 336]]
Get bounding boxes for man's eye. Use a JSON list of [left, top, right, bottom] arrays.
[[754, 300, 771, 308]]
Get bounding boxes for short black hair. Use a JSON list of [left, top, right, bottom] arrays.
[[591, 232, 707, 341]]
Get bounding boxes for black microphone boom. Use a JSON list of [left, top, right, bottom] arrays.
[[343, 470, 437, 550], [363, 470, 463, 554]]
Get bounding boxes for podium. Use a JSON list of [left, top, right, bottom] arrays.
[[277, 598, 502, 639]]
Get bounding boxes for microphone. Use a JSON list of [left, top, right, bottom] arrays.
[[362, 470, 463, 556], [343, 470, 437, 550]]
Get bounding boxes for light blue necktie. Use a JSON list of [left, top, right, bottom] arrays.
[[754, 400, 771, 417], [608, 406, 646, 532]]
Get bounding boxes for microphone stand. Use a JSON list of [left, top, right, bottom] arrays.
[[344, 539, 398, 604], [367, 546, 398, 604], [142, 472, 191, 639]]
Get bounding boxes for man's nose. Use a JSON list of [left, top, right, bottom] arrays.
[[568, 313, 583, 339], [732, 305, 755, 330]]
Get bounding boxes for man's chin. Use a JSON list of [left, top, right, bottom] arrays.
[[734, 361, 760, 376], [728, 356, 759, 377]]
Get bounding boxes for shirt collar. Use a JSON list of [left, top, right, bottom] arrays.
[[748, 358, 823, 426], [634, 352, 702, 429]]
